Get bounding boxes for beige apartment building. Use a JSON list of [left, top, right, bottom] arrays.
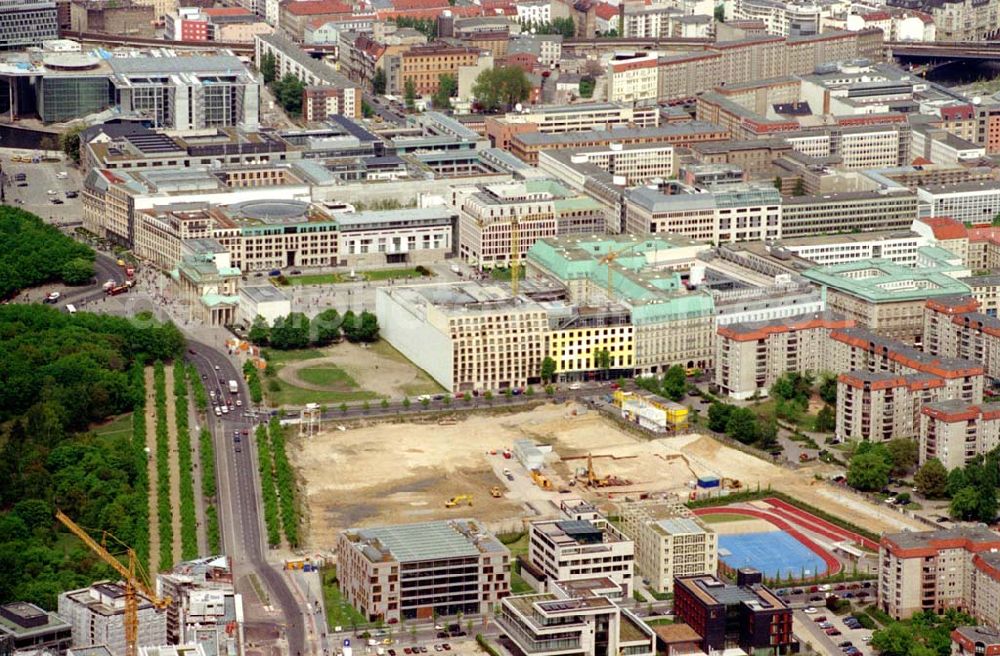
[[925, 296, 1000, 381], [715, 311, 854, 400], [879, 527, 1000, 622], [607, 52, 659, 104], [336, 519, 510, 623], [836, 370, 944, 442], [618, 502, 718, 595], [920, 399, 1000, 470]]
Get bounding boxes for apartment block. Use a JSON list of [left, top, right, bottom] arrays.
[[452, 180, 604, 269], [256, 32, 359, 117], [58, 583, 168, 656], [920, 400, 1000, 471], [715, 311, 854, 400], [484, 102, 659, 151], [836, 370, 944, 442], [496, 579, 655, 656], [674, 571, 795, 655], [527, 514, 635, 596], [607, 51, 659, 104], [730, 0, 824, 35], [397, 42, 483, 96], [509, 123, 729, 165], [618, 502, 718, 594], [336, 519, 510, 622], [924, 296, 1000, 381], [303, 85, 360, 121], [0, 0, 57, 49], [878, 527, 1000, 621]]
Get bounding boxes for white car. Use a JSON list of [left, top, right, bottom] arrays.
[[236, 399, 242, 407], [569, 382, 582, 390], [214, 407, 222, 417], [46, 189, 57, 195], [803, 607, 818, 614], [56, 172, 68, 179], [221, 405, 229, 414]]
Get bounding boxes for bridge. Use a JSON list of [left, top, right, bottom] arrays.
[[886, 40, 1000, 63]]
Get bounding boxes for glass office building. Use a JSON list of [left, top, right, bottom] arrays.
[[38, 77, 112, 122]]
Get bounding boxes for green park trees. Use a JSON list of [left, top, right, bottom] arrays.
[[0, 208, 96, 298], [472, 66, 531, 112]]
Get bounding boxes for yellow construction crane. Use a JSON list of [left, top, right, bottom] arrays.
[[510, 216, 521, 297], [597, 241, 644, 301], [55, 510, 171, 656]]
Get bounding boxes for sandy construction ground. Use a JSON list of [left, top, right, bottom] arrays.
[[703, 517, 779, 535], [289, 402, 924, 549]]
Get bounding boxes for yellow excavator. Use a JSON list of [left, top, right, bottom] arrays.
[[582, 452, 631, 488], [445, 494, 473, 508], [56, 510, 171, 656], [530, 469, 553, 490]]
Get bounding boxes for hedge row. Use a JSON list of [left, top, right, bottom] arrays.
[[153, 361, 173, 571], [256, 424, 282, 547], [205, 504, 221, 554], [269, 417, 299, 548], [175, 364, 198, 561], [189, 363, 208, 412], [243, 360, 263, 405], [130, 363, 150, 573]]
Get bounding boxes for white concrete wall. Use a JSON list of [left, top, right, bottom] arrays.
[[375, 288, 454, 391]]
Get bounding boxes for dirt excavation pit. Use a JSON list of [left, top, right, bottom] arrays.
[[288, 403, 926, 549]]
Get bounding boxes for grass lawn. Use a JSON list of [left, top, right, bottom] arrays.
[[91, 412, 133, 439], [700, 513, 752, 524], [264, 348, 327, 364], [751, 398, 821, 433], [645, 618, 674, 626], [498, 532, 530, 557], [268, 380, 379, 406], [370, 341, 445, 395], [297, 365, 361, 389], [282, 273, 347, 286], [322, 567, 367, 629], [490, 267, 525, 281], [511, 570, 533, 594], [364, 268, 426, 281]]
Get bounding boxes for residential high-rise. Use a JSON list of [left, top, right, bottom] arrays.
[[618, 502, 718, 594]]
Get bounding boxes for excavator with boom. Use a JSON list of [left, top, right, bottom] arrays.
[[55, 510, 171, 656], [445, 494, 473, 508], [580, 452, 631, 488]]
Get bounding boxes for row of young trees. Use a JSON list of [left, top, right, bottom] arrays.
[[153, 362, 174, 572], [243, 360, 264, 405], [188, 365, 221, 554], [249, 309, 379, 349], [269, 417, 299, 548], [130, 364, 151, 573], [0, 208, 96, 299], [175, 365, 198, 561], [256, 424, 282, 548]]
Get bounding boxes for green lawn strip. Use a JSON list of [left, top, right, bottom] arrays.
[[130, 365, 150, 572], [269, 418, 300, 548], [297, 365, 361, 389], [323, 566, 368, 628], [92, 412, 134, 438], [256, 424, 282, 547]]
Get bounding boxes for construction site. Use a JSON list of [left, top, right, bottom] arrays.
[[288, 401, 927, 549]]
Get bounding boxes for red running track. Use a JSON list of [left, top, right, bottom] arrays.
[[764, 497, 879, 551], [692, 506, 842, 577]]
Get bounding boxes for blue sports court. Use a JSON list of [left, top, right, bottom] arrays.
[[718, 531, 829, 579]]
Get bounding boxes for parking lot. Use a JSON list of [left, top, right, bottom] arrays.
[[0, 151, 84, 225], [797, 607, 874, 656]]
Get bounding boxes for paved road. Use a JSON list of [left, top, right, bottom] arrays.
[[186, 340, 306, 656]]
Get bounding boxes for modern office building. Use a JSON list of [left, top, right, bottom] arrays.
[[618, 503, 718, 595], [625, 184, 782, 245], [336, 519, 510, 623], [780, 189, 918, 237], [0, 0, 57, 49], [917, 181, 1000, 226], [674, 571, 795, 655], [0, 602, 72, 655], [527, 514, 635, 596], [496, 579, 655, 656], [879, 527, 1000, 621], [58, 583, 168, 656]]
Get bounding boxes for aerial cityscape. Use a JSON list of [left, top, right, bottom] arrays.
[[7, 4, 1000, 656]]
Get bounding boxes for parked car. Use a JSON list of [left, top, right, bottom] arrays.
[[803, 607, 818, 614]]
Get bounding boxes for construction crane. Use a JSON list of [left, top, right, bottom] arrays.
[[597, 241, 644, 301], [510, 216, 521, 297], [55, 510, 171, 656]]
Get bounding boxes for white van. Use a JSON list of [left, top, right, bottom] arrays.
[[66, 304, 76, 314]]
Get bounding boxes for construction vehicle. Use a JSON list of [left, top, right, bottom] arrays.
[[55, 510, 171, 656], [530, 469, 553, 490], [490, 486, 502, 498], [445, 494, 473, 508], [580, 452, 631, 488]]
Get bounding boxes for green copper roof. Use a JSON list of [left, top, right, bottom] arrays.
[[801, 259, 970, 303]]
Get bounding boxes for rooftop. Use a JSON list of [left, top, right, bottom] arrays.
[[801, 259, 970, 303], [345, 519, 508, 563], [515, 122, 725, 147], [884, 525, 1000, 550], [241, 285, 289, 304]]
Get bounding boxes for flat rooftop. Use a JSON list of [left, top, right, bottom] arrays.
[[346, 519, 508, 563], [801, 259, 970, 303], [884, 525, 1000, 550]]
